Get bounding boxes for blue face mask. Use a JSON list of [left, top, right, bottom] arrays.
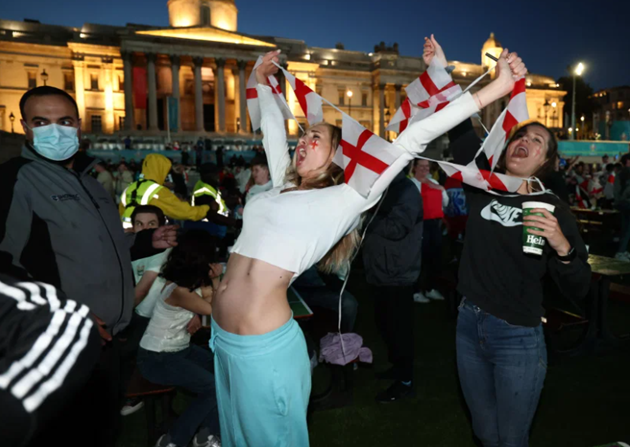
[[28, 124, 79, 161]]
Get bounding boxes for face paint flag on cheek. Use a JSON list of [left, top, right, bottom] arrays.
[[246, 56, 296, 131]]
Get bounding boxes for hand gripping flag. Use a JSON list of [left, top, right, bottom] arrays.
[[246, 56, 295, 131], [387, 58, 462, 133], [333, 115, 405, 197], [281, 69, 324, 125], [476, 77, 529, 171]]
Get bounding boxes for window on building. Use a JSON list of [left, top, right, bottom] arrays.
[[338, 90, 345, 106], [27, 72, 36, 89], [118, 75, 124, 91], [362, 91, 368, 107], [118, 116, 125, 131], [316, 84, 322, 96], [90, 74, 99, 91], [618, 101, 624, 110], [64, 73, 74, 91], [91, 115, 102, 133]]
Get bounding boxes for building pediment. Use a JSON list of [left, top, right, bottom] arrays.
[[135, 25, 275, 48]]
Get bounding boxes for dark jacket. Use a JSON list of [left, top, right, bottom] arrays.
[[450, 118, 591, 326], [362, 171, 424, 286], [0, 145, 137, 334]]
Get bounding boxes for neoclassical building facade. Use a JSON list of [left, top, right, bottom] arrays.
[[0, 1, 566, 140]]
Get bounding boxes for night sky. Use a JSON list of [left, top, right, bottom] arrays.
[[3, 0, 627, 90]]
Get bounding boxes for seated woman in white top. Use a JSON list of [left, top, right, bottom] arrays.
[[210, 43, 528, 447], [138, 230, 223, 447]]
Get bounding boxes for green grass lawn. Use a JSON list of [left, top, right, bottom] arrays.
[[118, 273, 630, 447]]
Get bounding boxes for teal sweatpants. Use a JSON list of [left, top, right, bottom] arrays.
[[210, 317, 311, 447]]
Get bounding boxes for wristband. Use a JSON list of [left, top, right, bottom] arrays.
[[556, 246, 576, 262]]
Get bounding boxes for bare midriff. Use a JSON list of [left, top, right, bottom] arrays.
[[211, 253, 293, 335]]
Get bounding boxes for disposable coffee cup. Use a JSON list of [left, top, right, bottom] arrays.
[[522, 201, 556, 255]]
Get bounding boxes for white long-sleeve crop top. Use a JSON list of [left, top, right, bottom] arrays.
[[231, 84, 479, 281]]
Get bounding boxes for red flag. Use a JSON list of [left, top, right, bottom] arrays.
[[133, 67, 147, 110]]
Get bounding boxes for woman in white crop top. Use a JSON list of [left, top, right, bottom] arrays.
[[210, 44, 529, 447]]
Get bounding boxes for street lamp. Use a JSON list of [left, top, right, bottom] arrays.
[[347, 90, 353, 117], [9, 112, 15, 133], [551, 101, 557, 128], [543, 99, 550, 127], [580, 115, 585, 140], [41, 69, 49, 86], [571, 62, 585, 140]]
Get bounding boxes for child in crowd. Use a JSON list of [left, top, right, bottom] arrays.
[[137, 229, 222, 447]]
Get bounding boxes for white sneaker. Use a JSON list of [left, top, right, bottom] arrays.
[[426, 289, 445, 301], [413, 292, 430, 303], [193, 434, 221, 447], [615, 252, 630, 262], [120, 398, 144, 416]]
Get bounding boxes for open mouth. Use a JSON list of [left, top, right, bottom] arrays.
[[512, 145, 529, 159], [296, 145, 307, 166]]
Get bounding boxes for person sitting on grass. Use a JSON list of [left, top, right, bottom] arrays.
[[137, 229, 222, 447]]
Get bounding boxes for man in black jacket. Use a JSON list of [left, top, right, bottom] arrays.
[[362, 170, 424, 403]]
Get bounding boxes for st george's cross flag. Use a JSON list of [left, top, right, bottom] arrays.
[[246, 56, 294, 131], [282, 69, 324, 125], [387, 59, 462, 133], [476, 77, 529, 171], [333, 115, 405, 197], [437, 160, 524, 193]]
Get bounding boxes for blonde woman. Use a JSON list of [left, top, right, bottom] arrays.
[[210, 44, 528, 447]]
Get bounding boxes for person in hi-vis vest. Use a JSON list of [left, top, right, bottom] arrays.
[[119, 153, 209, 228], [185, 163, 241, 238]]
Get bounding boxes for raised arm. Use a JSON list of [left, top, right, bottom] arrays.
[[256, 50, 291, 188], [363, 47, 527, 208], [258, 84, 292, 188]]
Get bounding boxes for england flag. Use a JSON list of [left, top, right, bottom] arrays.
[[282, 69, 324, 125], [246, 56, 294, 131], [333, 115, 405, 197]]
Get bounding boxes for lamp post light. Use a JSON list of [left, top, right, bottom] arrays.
[[571, 62, 585, 140], [580, 115, 585, 140], [346, 90, 353, 117], [9, 111, 15, 133], [543, 99, 551, 127], [551, 101, 557, 128], [41, 68, 49, 86]]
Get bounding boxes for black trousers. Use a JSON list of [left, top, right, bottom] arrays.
[[421, 218, 443, 292], [372, 284, 415, 382]]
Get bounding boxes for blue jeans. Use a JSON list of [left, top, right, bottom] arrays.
[[137, 346, 219, 447], [456, 299, 547, 447]]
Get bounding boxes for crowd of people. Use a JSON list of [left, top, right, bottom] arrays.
[[4, 35, 627, 447]]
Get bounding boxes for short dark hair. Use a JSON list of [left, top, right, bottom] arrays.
[[131, 205, 166, 227], [251, 154, 268, 168], [621, 154, 630, 167], [606, 163, 614, 172], [20, 86, 80, 120], [160, 229, 217, 291]]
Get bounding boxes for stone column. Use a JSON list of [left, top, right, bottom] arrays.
[[379, 84, 386, 137], [193, 56, 204, 132], [237, 60, 247, 133], [121, 51, 135, 131], [169, 54, 181, 132], [146, 53, 158, 131], [395, 84, 402, 109], [215, 58, 226, 132], [72, 54, 86, 131], [102, 56, 115, 133]]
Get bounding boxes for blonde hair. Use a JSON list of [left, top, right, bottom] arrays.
[[284, 122, 361, 274]]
